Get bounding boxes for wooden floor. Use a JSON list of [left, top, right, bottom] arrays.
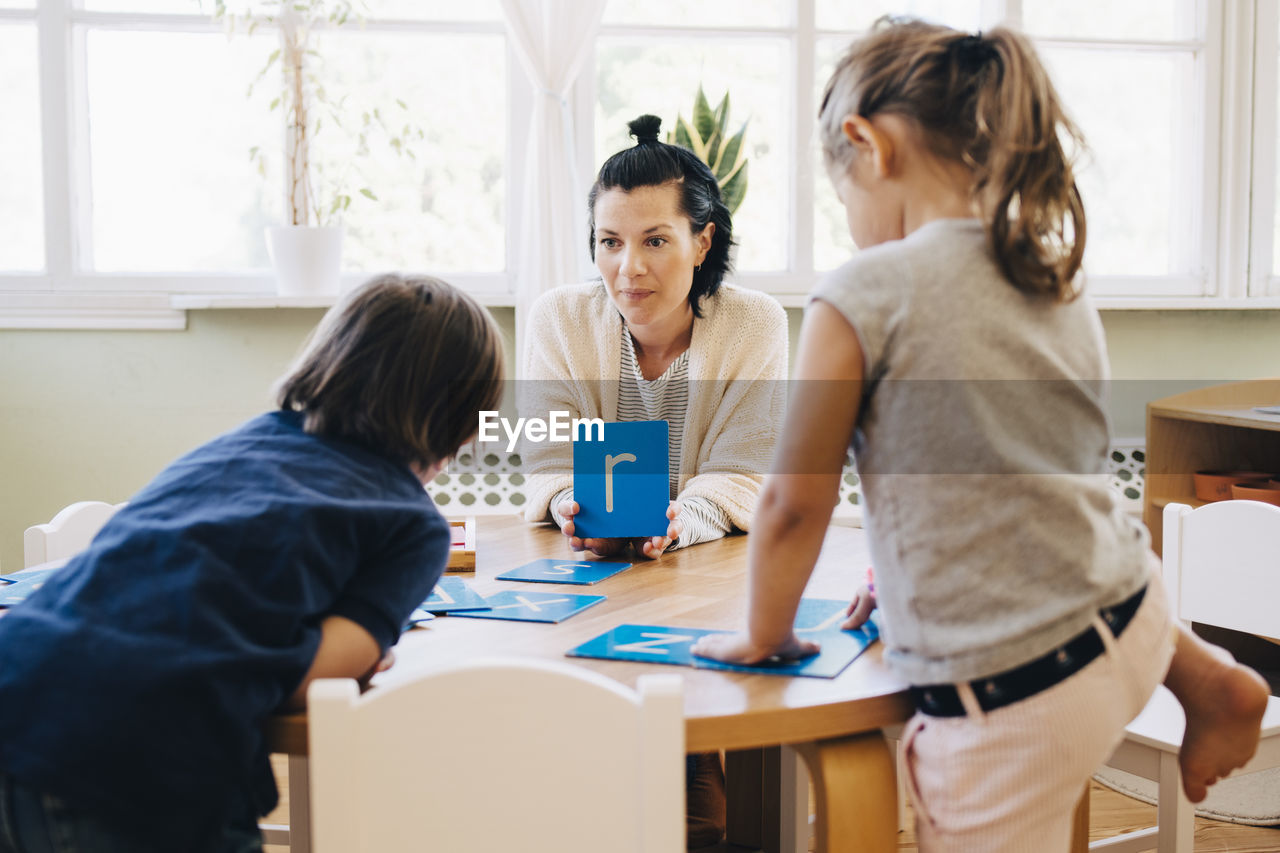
[[263, 755, 1279, 852]]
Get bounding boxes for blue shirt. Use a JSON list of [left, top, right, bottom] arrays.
[[0, 411, 448, 846]]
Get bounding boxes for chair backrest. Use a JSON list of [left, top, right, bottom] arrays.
[[1162, 501, 1280, 639], [23, 501, 126, 568], [308, 657, 684, 853]]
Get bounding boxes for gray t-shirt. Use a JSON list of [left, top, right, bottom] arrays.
[[811, 218, 1150, 685]]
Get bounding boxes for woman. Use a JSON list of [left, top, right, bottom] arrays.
[[522, 114, 787, 558], [519, 114, 789, 848]]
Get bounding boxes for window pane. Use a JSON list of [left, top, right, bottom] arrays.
[[604, 0, 787, 28], [1022, 0, 1197, 42], [85, 1, 501, 20], [365, 0, 501, 20], [813, 37, 855, 271], [1041, 48, 1184, 276], [817, 0, 981, 33], [320, 31, 505, 272], [0, 25, 44, 272], [1274, 15, 1280, 277], [82, 1, 209, 11], [85, 29, 282, 272], [596, 38, 787, 272]]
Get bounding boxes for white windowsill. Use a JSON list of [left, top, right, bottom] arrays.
[[3, 290, 1280, 330]]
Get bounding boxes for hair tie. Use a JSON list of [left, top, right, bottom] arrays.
[[950, 32, 998, 69]]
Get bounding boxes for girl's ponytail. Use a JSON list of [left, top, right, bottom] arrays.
[[819, 18, 1088, 302], [975, 28, 1086, 302]]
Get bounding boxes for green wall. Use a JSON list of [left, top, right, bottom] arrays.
[[2, 305, 1278, 571]]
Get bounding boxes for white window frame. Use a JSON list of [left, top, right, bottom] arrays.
[[0, 2, 518, 327], [5, 0, 1280, 328]]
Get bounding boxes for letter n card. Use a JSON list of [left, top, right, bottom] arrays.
[[572, 420, 669, 539]]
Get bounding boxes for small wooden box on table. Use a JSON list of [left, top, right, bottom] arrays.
[[445, 516, 476, 572]]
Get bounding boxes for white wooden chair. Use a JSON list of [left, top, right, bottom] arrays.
[[22, 500, 125, 567], [1091, 501, 1280, 853], [307, 657, 684, 853]]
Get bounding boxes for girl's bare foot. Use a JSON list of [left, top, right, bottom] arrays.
[[1170, 642, 1270, 802]]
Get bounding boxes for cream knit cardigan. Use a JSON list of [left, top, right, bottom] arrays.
[[520, 281, 788, 531]]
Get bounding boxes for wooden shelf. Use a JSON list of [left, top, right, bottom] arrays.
[[1144, 379, 1280, 555]]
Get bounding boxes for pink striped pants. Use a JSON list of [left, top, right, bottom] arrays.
[[901, 563, 1176, 853]]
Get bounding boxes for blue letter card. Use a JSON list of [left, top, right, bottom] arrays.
[[405, 609, 436, 626], [449, 590, 606, 624], [419, 577, 490, 613], [567, 624, 723, 667], [0, 567, 63, 585], [0, 577, 50, 608], [573, 421, 669, 539], [496, 558, 632, 586], [567, 611, 881, 679]]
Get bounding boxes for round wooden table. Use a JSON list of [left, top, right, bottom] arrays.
[[270, 514, 913, 852]]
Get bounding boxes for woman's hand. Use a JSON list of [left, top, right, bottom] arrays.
[[559, 499, 682, 559], [558, 499, 630, 558], [631, 501, 683, 559], [841, 582, 876, 630], [691, 631, 820, 665]]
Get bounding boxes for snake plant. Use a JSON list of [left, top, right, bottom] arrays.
[[669, 85, 749, 215]]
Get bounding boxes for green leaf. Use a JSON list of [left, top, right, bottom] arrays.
[[672, 115, 694, 150], [712, 92, 729, 133], [720, 161, 748, 215], [269, 96, 281, 111], [396, 98, 409, 110], [360, 188, 377, 200], [715, 123, 747, 183], [692, 85, 715, 146]]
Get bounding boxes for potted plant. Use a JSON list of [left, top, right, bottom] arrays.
[[213, 0, 419, 296], [669, 85, 749, 215]]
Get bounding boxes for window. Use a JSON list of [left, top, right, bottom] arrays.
[[2, 0, 507, 314], [0, 18, 43, 273], [4, 0, 1279, 328]]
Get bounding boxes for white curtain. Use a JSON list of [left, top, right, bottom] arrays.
[[501, 0, 605, 364]]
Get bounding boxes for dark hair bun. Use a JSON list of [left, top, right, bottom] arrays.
[[628, 114, 663, 144]]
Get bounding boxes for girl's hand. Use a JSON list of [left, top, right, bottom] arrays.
[[691, 631, 820, 665], [632, 501, 683, 559], [841, 582, 876, 630]]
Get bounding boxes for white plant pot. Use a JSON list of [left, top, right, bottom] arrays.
[[265, 225, 344, 296]]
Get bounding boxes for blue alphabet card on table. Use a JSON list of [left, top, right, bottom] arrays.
[[793, 597, 854, 633], [567, 624, 723, 667], [450, 590, 606, 624], [566, 608, 882, 679], [405, 609, 437, 626], [0, 578, 49, 608], [0, 567, 63, 586], [573, 421, 669, 539], [496, 558, 633, 586], [419, 577, 490, 613]]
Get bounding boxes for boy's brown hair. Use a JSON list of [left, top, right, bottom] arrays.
[[276, 273, 505, 469]]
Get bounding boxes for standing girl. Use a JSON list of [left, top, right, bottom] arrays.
[[693, 18, 1267, 850]]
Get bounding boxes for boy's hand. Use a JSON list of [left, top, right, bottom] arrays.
[[691, 631, 820, 665], [357, 647, 396, 692]]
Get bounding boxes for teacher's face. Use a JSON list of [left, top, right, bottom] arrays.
[[593, 183, 714, 337]]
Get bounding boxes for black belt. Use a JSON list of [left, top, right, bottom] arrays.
[[910, 585, 1147, 718]]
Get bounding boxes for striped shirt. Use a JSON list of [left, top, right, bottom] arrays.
[[550, 324, 732, 549]]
